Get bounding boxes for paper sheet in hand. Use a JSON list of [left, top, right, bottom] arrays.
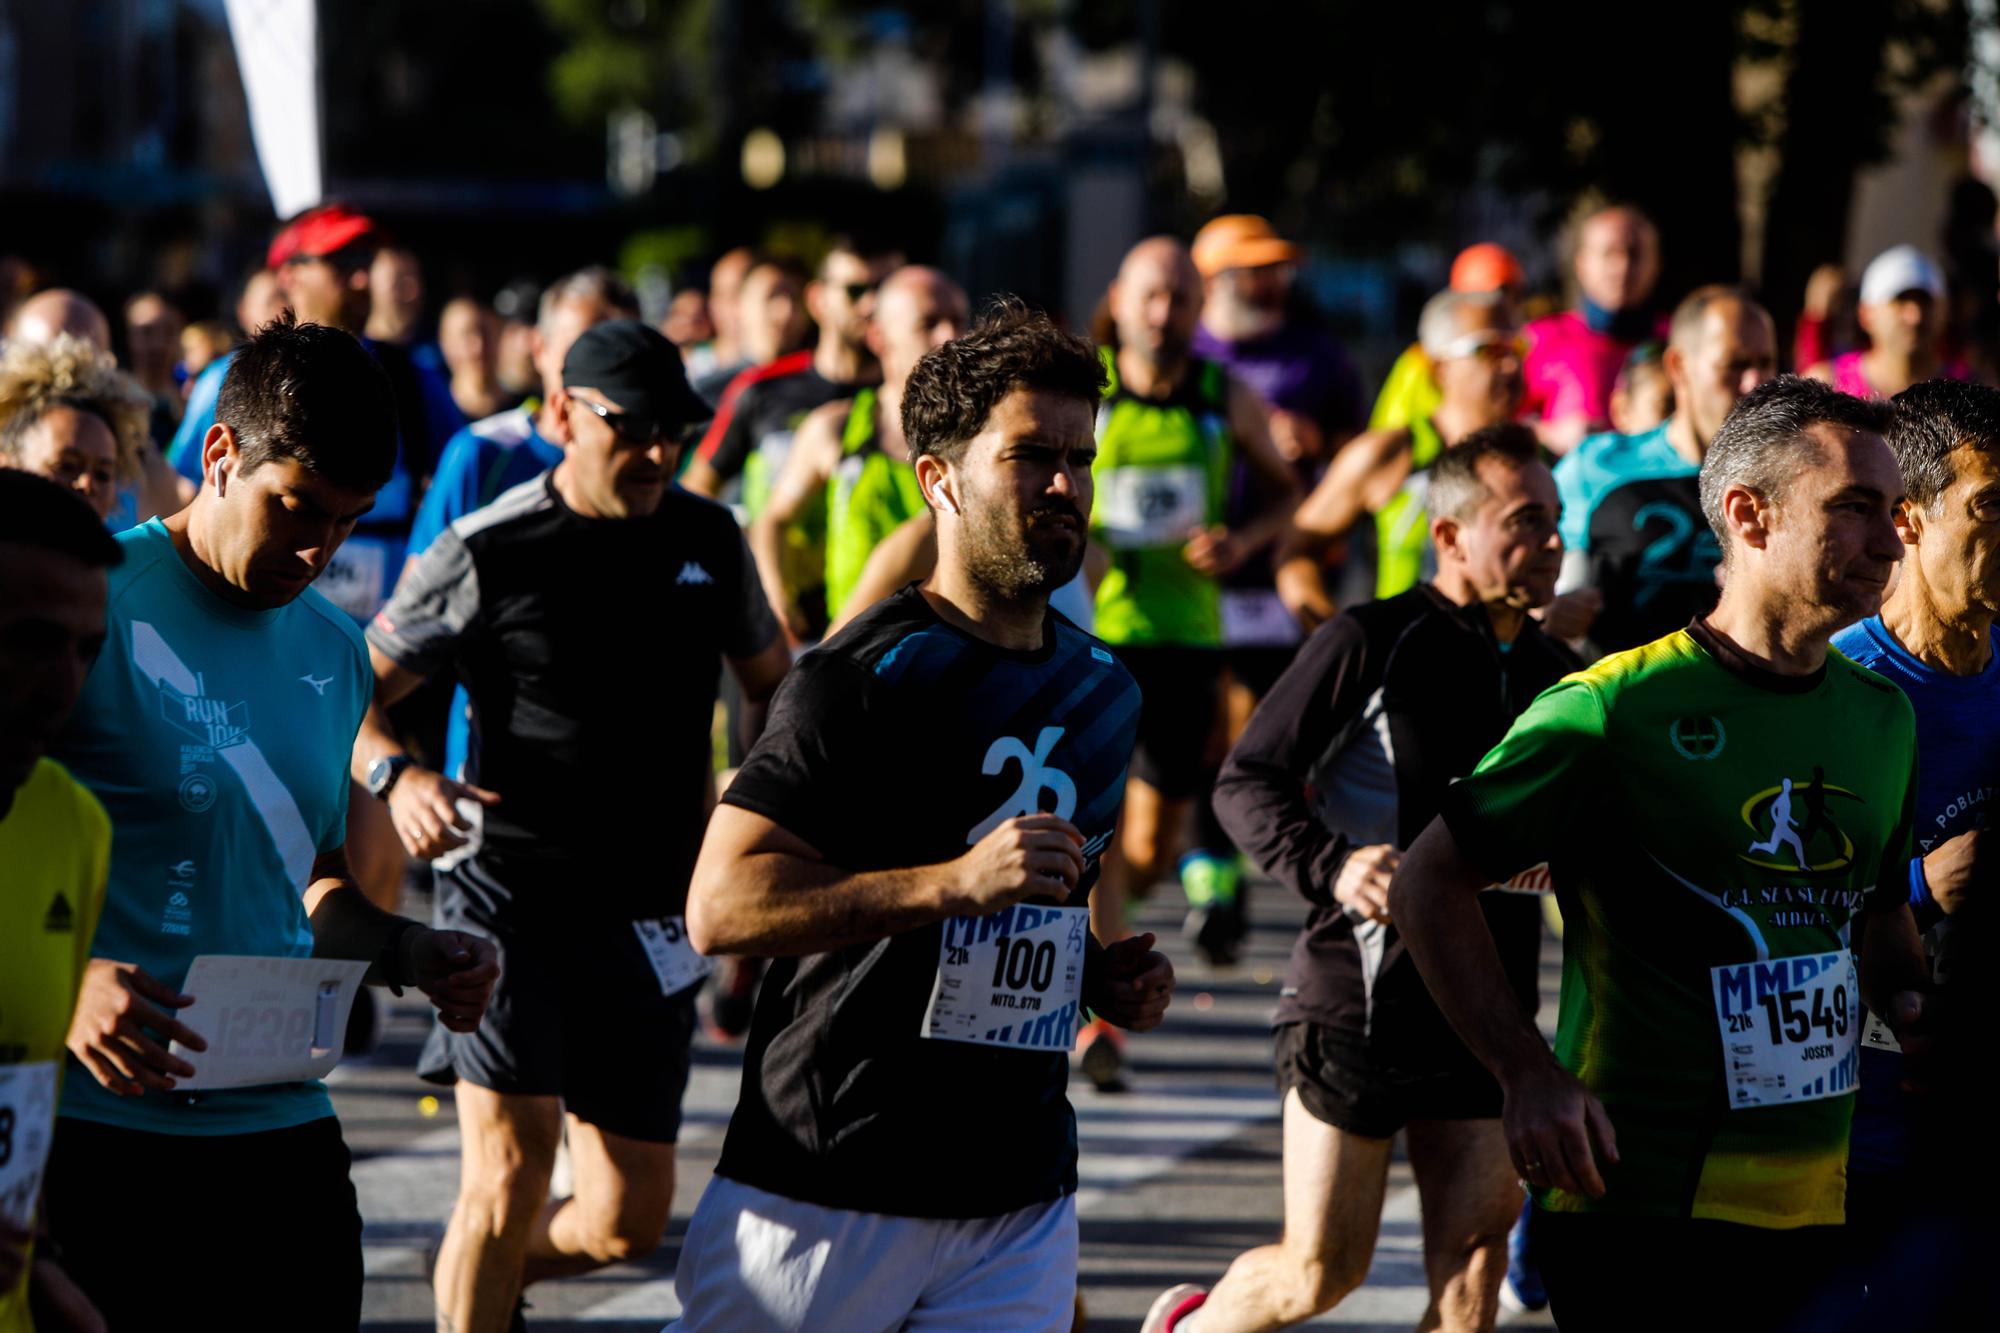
[[168, 955, 371, 1090], [0, 1060, 58, 1228]]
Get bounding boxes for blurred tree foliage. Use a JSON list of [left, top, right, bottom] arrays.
[[346, 0, 1965, 311]]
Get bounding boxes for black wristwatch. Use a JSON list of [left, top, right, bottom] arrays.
[[366, 753, 413, 801]]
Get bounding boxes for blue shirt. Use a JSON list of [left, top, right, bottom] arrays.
[[1554, 423, 1720, 653], [405, 404, 559, 560], [167, 354, 232, 483], [1831, 615, 2000, 1174], [51, 521, 370, 1136]]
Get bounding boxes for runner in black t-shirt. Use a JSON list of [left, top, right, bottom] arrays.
[[673, 303, 1174, 1331], [680, 237, 902, 519], [353, 323, 789, 1333]]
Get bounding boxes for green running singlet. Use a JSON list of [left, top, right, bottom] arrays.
[[1441, 626, 1916, 1229], [1373, 416, 1443, 599], [824, 387, 926, 619], [1089, 348, 1232, 647]]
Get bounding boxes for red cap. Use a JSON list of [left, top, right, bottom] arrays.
[[1449, 242, 1524, 294], [266, 205, 378, 271]]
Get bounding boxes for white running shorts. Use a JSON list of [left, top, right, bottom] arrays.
[[665, 1175, 1078, 1332]]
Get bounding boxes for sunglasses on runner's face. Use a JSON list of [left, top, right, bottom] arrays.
[[840, 282, 877, 304], [1435, 330, 1524, 363], [568, 394, 696, 447]]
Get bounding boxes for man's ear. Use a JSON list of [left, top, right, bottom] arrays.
[[201, 422, 240, 492], [1720, 482, 1773, 558], [1892, 498, 1922, 549], [1428, 512, 1461, 563], [914, 452, 956, 514], [547, 389, 574, 446]]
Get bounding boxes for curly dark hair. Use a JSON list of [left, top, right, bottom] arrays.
[[901, 298, 1106, 466], [215, 310, 397, 493], [1888, 378, 2000, 513]]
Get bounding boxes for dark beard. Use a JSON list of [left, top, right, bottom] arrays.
[[958, 501, 1085, 603]]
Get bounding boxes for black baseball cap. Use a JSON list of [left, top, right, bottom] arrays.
[[561, 319, 711, 440]]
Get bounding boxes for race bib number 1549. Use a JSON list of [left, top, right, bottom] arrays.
[[1710, 951, 1860, 1108]]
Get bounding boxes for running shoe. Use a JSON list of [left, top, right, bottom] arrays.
[[1076, 1016, 1129, 1093], [1141, 1284, 1208, 1332], [1500, 1196, 1548, 1312], [1179, 850, 1246, 967]]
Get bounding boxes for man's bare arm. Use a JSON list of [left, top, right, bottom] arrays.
[[747, 403, 845, 640], [1388, 818, 1554, 1078], [1218, 377, 1304, 558], [1389, 816, 1617, 1197], [686, 804, 1084, 958]]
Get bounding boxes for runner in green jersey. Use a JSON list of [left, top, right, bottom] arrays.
[[1389, 377, 1932, 1329], [1082, 236, 1298, 1089], [1276, 290, 1523, 631], [750, 268, 967, 643]]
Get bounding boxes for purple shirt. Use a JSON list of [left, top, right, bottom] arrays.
[[1191, 322, 1363, 435]]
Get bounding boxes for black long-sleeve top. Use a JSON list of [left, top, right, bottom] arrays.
[[1214, 584, 1577, 1052]]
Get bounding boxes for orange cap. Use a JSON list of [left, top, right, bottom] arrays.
[[1192, 215, 1302, 278], [1449, 242, 1524, 294]]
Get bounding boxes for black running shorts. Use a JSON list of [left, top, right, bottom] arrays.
[[1116, 645, 1224, 800], [1273, 1020, 1502, 1139], [420, 856, 699, 1143]]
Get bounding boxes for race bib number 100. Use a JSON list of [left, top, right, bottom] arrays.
[[923, 904, 1087, 1051], [1710, 951, 1860, 1108]]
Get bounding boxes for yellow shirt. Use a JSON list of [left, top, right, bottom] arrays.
[[1368, 341, 1442, 434], [0, 760, 110, 1332]]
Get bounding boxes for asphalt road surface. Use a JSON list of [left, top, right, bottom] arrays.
[[342, 879, 1561, 1331]]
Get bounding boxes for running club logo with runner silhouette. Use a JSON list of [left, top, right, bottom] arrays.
[[1739, 767, 1861, 873]]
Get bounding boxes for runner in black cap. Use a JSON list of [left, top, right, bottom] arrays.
[[354, 320, 790, 1333]]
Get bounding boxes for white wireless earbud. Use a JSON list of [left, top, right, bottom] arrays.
[[935, 489, 958, 515], [208, 458, 225, 491]]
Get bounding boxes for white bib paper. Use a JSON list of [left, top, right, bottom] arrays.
[[167, 955, 370, 1089], [1861, 1010, 1902, 1053], [1219, 589, 1301, 647], [1095, 465, 1208, 548], [0, 1060, 58, 1228], [317, 536, 390, 620], [923, 903, 1087, 1050], [1710, 951, 1860, 1108], [634, 916, 713, 997]]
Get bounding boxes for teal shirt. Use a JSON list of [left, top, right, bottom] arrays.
[[1553, 423, 1721, 654], [1555, 423, 1695, 552], [51, 520, 369, 1135]]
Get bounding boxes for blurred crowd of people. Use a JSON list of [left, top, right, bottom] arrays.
[[6, 184, 2000, 1333]]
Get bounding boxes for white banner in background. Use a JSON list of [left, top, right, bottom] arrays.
[[225, 0, 323, 220]]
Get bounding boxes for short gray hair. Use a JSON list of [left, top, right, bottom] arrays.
[[1428, 422, 1542, 523], [1697, 375, 1893, 566], [537, 266, 639, 332], [1418, 289, 1505, 359]]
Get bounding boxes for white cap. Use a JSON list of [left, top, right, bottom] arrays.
[[1859, 244, 1946, 306]]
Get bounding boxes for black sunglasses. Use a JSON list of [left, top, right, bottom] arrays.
[[840, 281, 877, 303], [568, 394, 699, 446]]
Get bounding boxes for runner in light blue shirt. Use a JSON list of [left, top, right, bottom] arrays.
[[41, 314, 500, 1331]]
